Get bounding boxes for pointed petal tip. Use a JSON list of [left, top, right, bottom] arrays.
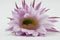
[[6, 27, 13, 31], [7, 17, 14, 20], [15, 2, 19, 9], [22, 0, 28, 10], [32, 0, 35, 8], [35, 1, 42, 10], [49, 20, 58, 23], [49, 17, 60, 19], [30, 0, 35, 8], [47, 28, 60, 32], [22, 0, 25, 6], [45, 9, 50, 12]]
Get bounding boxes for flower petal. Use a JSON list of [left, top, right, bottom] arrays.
[[32, 0, 35, 8], [15, 31, 22, 36], [22, 0, 29, 10], [42, 22, 54, 29], [49, 17, 60, 19], [13, 25, 21, 32], [37, 25, 47, 35], [12, 11, 20, 19], [15, 2, 19, 9], [21, 28, 35, 34], [14, 8, 25, 17], [49, 20, 58, 23], [7, 17, 14, 21], [32, 31, 39, 36], [7, 27, 13, 31], [39, 14, 48, 23], [46, 27, 59, 32], [40, 8, 46, 14], [35, 2, 41, 10], [45, 9, 50, 12]]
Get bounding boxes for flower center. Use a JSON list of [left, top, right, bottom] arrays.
[[20, 17, 38, 30]]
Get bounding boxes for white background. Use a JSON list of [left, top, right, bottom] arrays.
[[0, 0, 60, 40]]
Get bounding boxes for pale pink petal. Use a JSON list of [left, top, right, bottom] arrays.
[[42, 21, 54, 28], [32, 0, 35, 8], [7, 17, 14, 21], [8, 18, 19, 26], [21, 28, 29, 32], [15, 31, 23, 36], [22, 0, 25, 8], [36, 26, 47, 35], [27, 30, 34, 34], [49, 20, 58, 23], [24, 13, 30, 18], [43, 23, 54, 27], [14, 9, 25, 17], [27, 7, 37, 17], [11, 14, 20, 24], [40, 8, 49, 14], [42, 23, 55, 30], [21, 28, 35, 34], [38, 14, 48, 23], [39, 33, 45, 36], [45, 9, 50, 12], [35, 2, 41, 10], [46, 27, 59, 32], [15, 2, 19, 9], [32, 31, 39, 36], [40, 8, 46, 14], [49, 17, 60, 19], [13, 9, 25, 20], [7, 27, 13, 31], [15, 32, 21, 36], [12, 11, 20, 19], [43, 23, 59, 32], [22, 0, 29, 10]]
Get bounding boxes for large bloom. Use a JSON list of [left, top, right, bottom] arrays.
[[7, 0, 60, 36]]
